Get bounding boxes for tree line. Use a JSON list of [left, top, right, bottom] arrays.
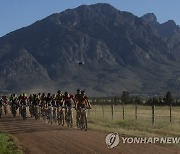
[[91, 91, 180, 106]]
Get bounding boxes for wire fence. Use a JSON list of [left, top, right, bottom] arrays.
[[87, 104, 180, 125]]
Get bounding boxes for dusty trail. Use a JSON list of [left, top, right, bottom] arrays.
[[0, 108, 179, 154]]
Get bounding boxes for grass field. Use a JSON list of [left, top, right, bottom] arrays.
[[86, 105, 180, 137], [0, 133, 23, 154]]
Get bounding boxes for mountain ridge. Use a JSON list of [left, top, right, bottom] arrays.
[[0, 3, 180, 96]]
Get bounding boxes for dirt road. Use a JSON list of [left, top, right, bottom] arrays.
[[0, 109, 179, 154]]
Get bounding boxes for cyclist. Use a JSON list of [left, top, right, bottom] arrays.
[[76, 90, 91, 109], [20, 93, 28, 119], [40, 93, 46, 106], [64, 91, 75, 121], [11, 94, 19, 116], [56, 90, 65, 124], [2, 96, 8, 114], [51, 94, 56, 107], [56, 90, 64, 107], [28, 94, 33, 106], [46, 93, 52, 107], [32, 94, 40, 119], [20, 93, 28, 105], [0, 97, 3, 118], [75, 89, 82, 126], [46, 93, 53, 123], [75, 89, 81, 105], [0, 97, 3, 107]]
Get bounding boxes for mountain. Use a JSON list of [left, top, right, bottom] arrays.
[[0, 3, 180, 96]]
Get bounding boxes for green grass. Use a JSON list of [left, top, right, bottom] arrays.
[[0, 133, 23, 154], [87, 105, 180, 137]]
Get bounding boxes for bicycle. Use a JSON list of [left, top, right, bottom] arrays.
[[78, 107, 88, 131], [3, 103, 8, 115], [35, 105, 40, 120], [57, 106, 65, 126], [65, 106, 73, 127], [52, 106, 57, 123], [47, 106, 53, 124], [41, 105, 47, 121], [11, 104, 18, 117], [21, 105, 27, 120], [0, 106, 2, 118]]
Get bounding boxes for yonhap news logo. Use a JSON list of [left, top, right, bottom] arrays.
[[105, 132, 120, 148], [105, 132, 180, 148]]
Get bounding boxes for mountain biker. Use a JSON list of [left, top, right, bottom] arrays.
[[32, 94, 39, 106], [20, 93, 28, 106], [56, 90, 64, 107], [75, 89, 81, 105], [0, 97, 3, 118], [76, 90, 91, 109], [64, 92, 75, 107], [75, 89, 82, 125], [64, 91, 75, 120], [11, 94, 19, 109], [51, 94, 56, 107], [28, 94, 33, 106], [46, 93, 54, 123], [56, 90, 64, 114], [2, 96, 8, 105], [40, 93, 46, 110], [0, 97, 3, 108], [46, 93, 52, 107], [2, 96, 8, 114], [32, 94, 41, 119], [20, 93, 28, 119], [40, 93, 46, 105], [56, 90, 65, 124]]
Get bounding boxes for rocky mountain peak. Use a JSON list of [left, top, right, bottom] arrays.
[[141, 13, 157, 24]]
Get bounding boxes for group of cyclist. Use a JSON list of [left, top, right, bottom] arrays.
[[0, 89, 91, 129]]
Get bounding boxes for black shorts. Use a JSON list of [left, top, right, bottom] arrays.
[[77, 104, 86, 109], [64, 101, 72, 107]]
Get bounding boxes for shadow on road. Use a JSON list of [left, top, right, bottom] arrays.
[[0, 114, 70, 134]]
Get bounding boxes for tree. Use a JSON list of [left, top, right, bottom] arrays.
[[163, 91, 173, 105], [121, 91, 130, 104]]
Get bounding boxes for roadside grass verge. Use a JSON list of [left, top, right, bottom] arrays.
[[0, 133, 23, 154]]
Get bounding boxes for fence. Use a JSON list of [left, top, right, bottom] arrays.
[[87, 104, 180, 125]]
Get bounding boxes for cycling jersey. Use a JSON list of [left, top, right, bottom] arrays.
[[20, 96, 28, 105], [46, 96, 52, 106], [75, 94, 81, 103], [0, 99, 3, 107], [32, 97, 39, 106], [56, 94, 64, 106], [51, 97, 56, 107], [64, 94, 74, 107], [77, 95, 88, 108]]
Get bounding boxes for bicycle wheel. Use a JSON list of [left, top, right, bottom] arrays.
[[84, 114, 88, 131], [60, 113, 64, 126]]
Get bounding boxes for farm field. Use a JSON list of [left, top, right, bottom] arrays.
[[87, 105, 180, 137]]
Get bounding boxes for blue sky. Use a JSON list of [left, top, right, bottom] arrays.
[[0, 0, 179, 37]]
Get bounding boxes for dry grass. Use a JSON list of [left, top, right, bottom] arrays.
[[87, 105, 180, 137]]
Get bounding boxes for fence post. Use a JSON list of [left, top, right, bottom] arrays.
[[122, 102, 125, 120], [152, 105, 155, 125], [95, 105, 96, 116], [102, 105, 104, 118], [135, 101, 137, 120], [111, 104, 114, 120], [170, 103, 172, 122]]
